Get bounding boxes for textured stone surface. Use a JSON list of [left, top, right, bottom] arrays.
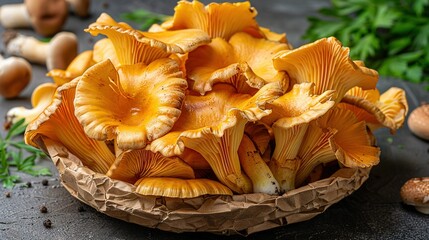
[[1, 0, 429, 239]]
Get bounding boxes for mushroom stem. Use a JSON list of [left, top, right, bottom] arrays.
[[0, 55, 32, 99], [0, 4, 30, 28], [238, 134, 280, 195], [3, 31, 78, 70], [269, 122, 309, 192]]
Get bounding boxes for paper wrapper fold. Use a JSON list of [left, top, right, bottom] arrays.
[[40, 137, 370, 236]]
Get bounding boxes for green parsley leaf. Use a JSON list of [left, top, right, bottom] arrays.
[[0, 119, 51, 189]]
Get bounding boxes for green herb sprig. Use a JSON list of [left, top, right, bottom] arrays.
[[0, 119, 51, 188], [303, 0, 429, 88], [121, 9, 168, 31]]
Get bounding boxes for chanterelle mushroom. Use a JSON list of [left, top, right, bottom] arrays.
[[0, 55, 32, 99], [273, 37, 378, 103], [74, 58, 187, 150], [106, 149, 195, 184], [0, 0, 68, 37], [149, 82, 283, 193], [340, 86, 408, 133], [3, 31, 78, 70], [25, 77, 115, 174], [186, 32, 290, 95], [400, 177, 429, 214], [85, 13, 210, 66], [135, 177, 232, 198], [160, 0, 262, 40], [5, 82, 56, 128]]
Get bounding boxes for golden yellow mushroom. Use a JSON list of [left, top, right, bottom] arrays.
[[340, 87, 408, 133], [161, 0, 262, 40], [5, 82, 57, 128], [260, 83, 335, 191], [107, 149, 195, 184], [92, 38, 121, 66], [135, 177, 232, 198], [295, 107, 380, 186], [273, 37, 379, 103], [47, 50, 95, 86], [244, 122, 272, 156], [149, 82, 283, 193], [25, 78, 115, 174], [85, 13, 210, 66], [74, 58, 187, 150], [186, 32, 289, 94]]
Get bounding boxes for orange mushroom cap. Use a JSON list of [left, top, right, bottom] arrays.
[[85, 13, 210, 66], [74, 58, 187, 150], [186, 32, 289, 94], [162, 0, 263, 40]]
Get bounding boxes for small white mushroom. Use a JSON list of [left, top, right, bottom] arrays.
[[407, 104, 429, 141], [0, 0, 68, 37], [66, 0, 90, 18], [0, 54, 32, 99], [3, 31, 78, 71], [400, 177, 429, 214]]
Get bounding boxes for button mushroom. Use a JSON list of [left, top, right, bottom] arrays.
[[0, 55, 32, 99], [407, 104, 429, 140], [3, 31, 78, 71], [0, 0, 68, 37], [400, 177, 429, 214], [65, 0, 90, 18]]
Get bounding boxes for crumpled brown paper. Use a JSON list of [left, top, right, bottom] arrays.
[[39, 137, 370, 236]]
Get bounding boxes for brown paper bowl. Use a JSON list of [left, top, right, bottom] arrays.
[[39, 137, 370, 236]]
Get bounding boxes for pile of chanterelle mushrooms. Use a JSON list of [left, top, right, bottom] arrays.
[[0, 0, 90, 99], [18, 1, 409, 198]]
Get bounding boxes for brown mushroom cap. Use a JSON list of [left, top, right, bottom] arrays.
[[66, 0, 90, 18], [400, 177, 429, 214], [24, 0, 68, 37], [46, 32, 78, 70], [408, 104, 429, 140], [0, 57, 32, 99]]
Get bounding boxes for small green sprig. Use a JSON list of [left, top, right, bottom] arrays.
[[0, 118, 51, 189], [121, 9, 169, 30], [303, 0, 429, 85]]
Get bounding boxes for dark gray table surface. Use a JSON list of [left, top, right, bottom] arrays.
[[1, 1, 428, 239]]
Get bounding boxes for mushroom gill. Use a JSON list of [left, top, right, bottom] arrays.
[[340, 87, 408, 132], [74, 58, 187, 150], [259, 83, 335, 191], [273, 37, 379, 103], [25, 78, 115, 174], [107, 149, 195, 184], [295, 107, 380, 186]]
